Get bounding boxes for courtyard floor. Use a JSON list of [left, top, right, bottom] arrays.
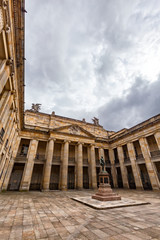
[[0, 189, 160, 240]]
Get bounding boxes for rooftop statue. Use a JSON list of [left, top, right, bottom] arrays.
[[92, 117, 99, 126], [30, 103, 41, 112]]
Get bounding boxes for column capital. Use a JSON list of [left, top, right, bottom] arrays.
[[77, 142, 84, 145], [90, 143, 95, 147], [48, 137, 56, 141], [64, 139, 71, 143], [31, 138, 38, 141], [154, 131, 160, 135]]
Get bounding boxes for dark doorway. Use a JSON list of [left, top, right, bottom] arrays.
[[96, 167, 100, 187], [106, 168, 114, 188], [116, 167, 123, 188], [139, 164, 152, 190], [8, 163, 25, 191], [30, 164, 43, 190], [126, 166, 136, 189], [83, 167, 89, 189], [154, 162, 160, 182], [50, 165, 60, 190], [68, 166, 75, 189]]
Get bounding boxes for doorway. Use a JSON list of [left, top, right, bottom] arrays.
[[8, 163, 25, 191], [50, 165, 60, 190], [68, 166, 75, 189], [30, 164, 44, 190]]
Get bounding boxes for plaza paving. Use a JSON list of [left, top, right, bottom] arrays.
[[0, 189, 160, 240]]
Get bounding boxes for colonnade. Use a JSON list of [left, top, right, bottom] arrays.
[[2, 131, 160, 191], [18, 139, 99, 191], [109, 134, 160, 190]]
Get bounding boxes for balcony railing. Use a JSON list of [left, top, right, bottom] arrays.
[[83, 158, 88, 164], [124, 157, 130, 163], [53, 156, 61, 162], [136, 154, 144, 161], [105, 161, 111, 166], [150, 150, 160, 158], [35, 154, 45, 162], [115, 158, 119, 164], [68, 157, 75, 163], [15, 153, 27, 161]]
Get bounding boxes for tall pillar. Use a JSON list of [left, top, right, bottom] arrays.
[[61, 140, 69, 191], [127, 142, 143, 190], [0, 111, 14, 173], [76, 142, 83, 189], [139, 137, 160, 190], [117, 146, 129, 188], [98, 148, 105, 160], [2, 133, 20, 190], [20, 139, 38, 191], [154, 132, 160, 150], [0, 122, 16, 189], [109, 149, 118, 188], [90, 144, 97, 189], [42, 138, 55, 191], [87, 145, 92, 189]]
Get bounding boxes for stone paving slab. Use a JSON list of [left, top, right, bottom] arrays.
[[71, 196, 150, 209], [0, 189, 159, 239]]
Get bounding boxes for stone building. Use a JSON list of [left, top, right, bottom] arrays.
[[0, 0, 160, 192]]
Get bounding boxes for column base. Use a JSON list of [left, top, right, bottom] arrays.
[[19, 184, 30, 191], [61, 186, 67, 191], [41, 189, 50, 192]]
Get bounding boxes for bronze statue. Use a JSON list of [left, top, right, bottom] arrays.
[[100, 156, 105, 172]]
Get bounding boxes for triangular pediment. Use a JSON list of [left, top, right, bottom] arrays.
[[52, 124, 95, 138]]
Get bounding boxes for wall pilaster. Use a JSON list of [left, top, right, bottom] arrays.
[[139, 137, 160, 190], [20, 139, 38, 191], [109, 149, 118, 188], [117, 146, 129, 188], [127, 142, 143, 190]]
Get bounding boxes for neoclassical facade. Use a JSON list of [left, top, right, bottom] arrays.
[[0, 0, 160, 192]]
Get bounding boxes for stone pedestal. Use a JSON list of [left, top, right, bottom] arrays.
[[92, 171, 121, 201]]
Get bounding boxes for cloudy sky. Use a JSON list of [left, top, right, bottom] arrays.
[[25, 0, 160, 131]]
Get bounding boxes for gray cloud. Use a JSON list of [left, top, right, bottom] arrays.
[[98, 76, 160, 131], [25, 0, 160, 131]]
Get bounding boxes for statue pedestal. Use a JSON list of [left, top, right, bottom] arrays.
[[92, 171, 121, 201]]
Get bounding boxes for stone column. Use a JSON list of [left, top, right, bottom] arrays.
[[76, 142, 83, 190], [154, 132, 160, 150], [87, 145, 92, 189], [127, 142, 143, 190], [90, 144, 97, 189], [20, 139, 38, 191], [117, 146, 129, 188], [139, 137, 160, 190], [109, 149, 118, 188], [2, 134, 20, 190], [42, 138, 55, 191], [61, 140, 69, 191], [98, 148, 105, 160]]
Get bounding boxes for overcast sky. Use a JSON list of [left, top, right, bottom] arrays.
[[25, 0, 160, 131]]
